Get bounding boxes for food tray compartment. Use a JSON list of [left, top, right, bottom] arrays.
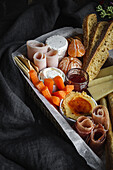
[[12, 27, 104, 170]]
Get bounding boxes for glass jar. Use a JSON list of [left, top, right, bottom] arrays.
[[65, 68, 89, 92]]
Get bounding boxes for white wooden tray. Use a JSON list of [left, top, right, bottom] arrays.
[[12, 27, 104, 170]]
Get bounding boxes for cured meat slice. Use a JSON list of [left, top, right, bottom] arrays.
[[92, 105, 110, 130], [27, 40, 48, 61], [74, 116, 94, 139], [33, 52, 46, 71], [87, 124, 106, 156], [46, 49, 58, 68]]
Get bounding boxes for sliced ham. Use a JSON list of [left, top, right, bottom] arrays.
[[87, 124, 106, 157], [46, 49, 58, 68], [92, 105, 110, 130], [74, 116, 94, 139], [33, 52, 46, 71], [27, 40, 48, 61]]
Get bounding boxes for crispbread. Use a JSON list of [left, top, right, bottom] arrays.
[[82, 13, 97, 50], [85, 21, 113, 80], [83, 21, 108, 69]]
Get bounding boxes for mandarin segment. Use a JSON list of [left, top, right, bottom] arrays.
[[68, 57, 82, 71], [58, 56, 82, 75], [76, 39, 85, 57], [68, 39, 85, 57], [58, 57, 70, 74], [68, 39, 77, 57]]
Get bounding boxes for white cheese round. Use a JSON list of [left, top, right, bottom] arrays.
[[39, 67, 65, 82], [45, 35, 68, 61]]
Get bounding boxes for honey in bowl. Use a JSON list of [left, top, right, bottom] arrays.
[[61, 91, 97, 121], [65, 68, 89, 92], [68, 97, 92, 115]]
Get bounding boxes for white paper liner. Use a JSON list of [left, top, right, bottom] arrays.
[[12, 27, 105, 170]]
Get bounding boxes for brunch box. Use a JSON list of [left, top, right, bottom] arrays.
[[12, 25, 113, 170]]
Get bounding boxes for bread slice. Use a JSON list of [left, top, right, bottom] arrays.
[[85, 21, 113, 81], [83, 21, 108, 69], [82, 13, 97, 49]]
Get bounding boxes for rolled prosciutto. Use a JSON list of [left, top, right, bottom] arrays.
[[33, 52, 46, 71], [46, 49, 59, 68], [92, 105, 110, 130], [74, 116, 94, 139], [87, 124, 106, 157], [27, 40, 48, 61]]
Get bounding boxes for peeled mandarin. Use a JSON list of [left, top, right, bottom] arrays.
[[68, 39, 77, 57], [68, 39, 85, 57], [76, 39, 85, 57]]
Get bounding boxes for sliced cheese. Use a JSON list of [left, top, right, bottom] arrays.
[[88, 75, 113, 87], [88, 80, 113, 101], [96, 65, 113, 78]]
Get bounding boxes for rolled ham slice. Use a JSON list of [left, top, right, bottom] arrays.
[[74, 116, 94, 139], [33, 52, 46, 71], [92, 105, 110, 130], [46, 49, 58, 68], [87, 124, 106, 157], [27, 40, 48, 61]]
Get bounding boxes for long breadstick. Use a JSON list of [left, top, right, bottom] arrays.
[[100, 97, 107, 108], [99, 97, 113, 170], [105, 121, 113, 170], [17, 55, 39, 72], [108, 93, 113, 126], [14, 56, 30, 79]]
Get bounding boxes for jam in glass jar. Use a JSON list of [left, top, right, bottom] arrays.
[[65, 68, 89, 92]]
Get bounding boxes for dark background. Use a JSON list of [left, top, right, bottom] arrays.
[[0, 0, 100, 38]]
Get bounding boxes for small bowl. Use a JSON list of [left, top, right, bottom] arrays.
[[59, 97, 97, 125], [38, 67, 65, 92], [38, 67, 65, 82], [59, 99, 76, 125]]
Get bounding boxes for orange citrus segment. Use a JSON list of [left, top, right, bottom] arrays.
[[68, 39, 77, 57], [68, 39, 85, 57], [76, 39, 85, 57]]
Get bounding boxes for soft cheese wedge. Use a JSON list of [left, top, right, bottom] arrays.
[[96, 65, 113, 78], [88, 75, 113, 87], [88, 80, 113, 101]]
